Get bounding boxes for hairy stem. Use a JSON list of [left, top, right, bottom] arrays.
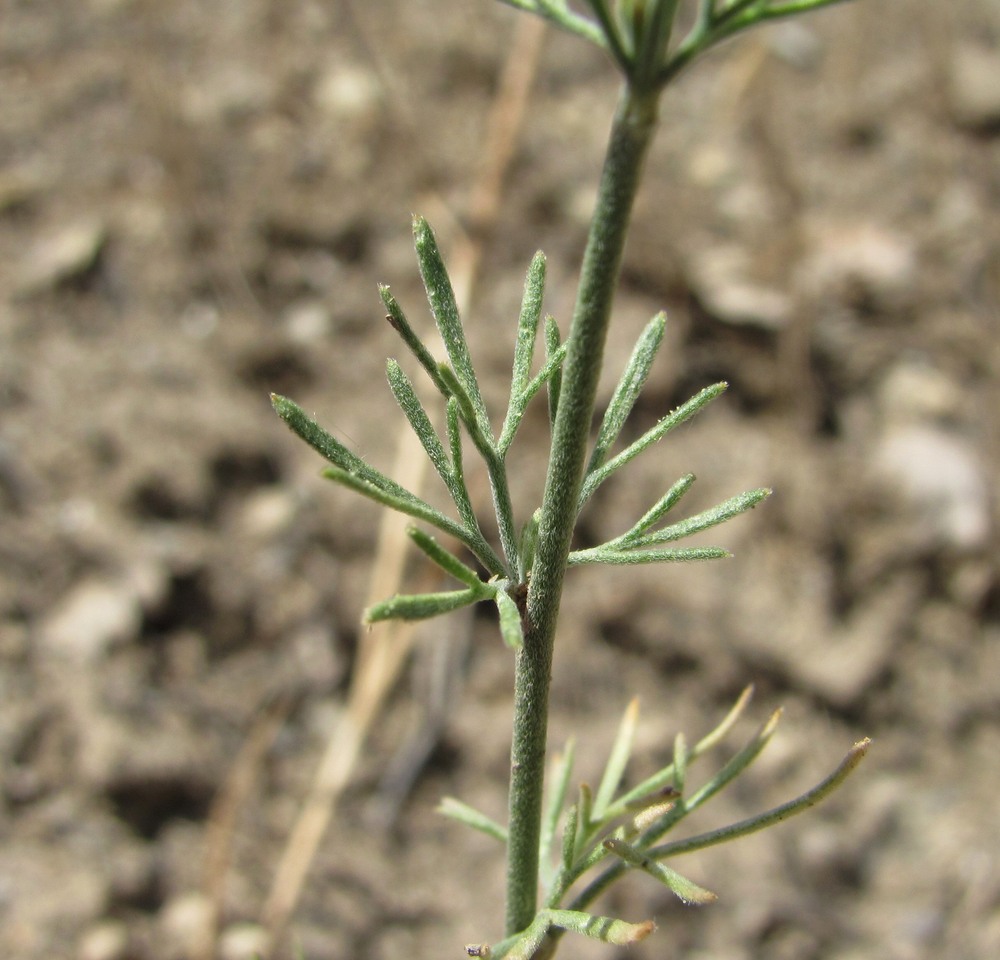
[[505, 83, 660, 938]]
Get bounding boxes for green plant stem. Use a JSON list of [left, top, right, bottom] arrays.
[[505, 82, 661, 938]]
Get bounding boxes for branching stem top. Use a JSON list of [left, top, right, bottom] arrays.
[[498, 0, 852, 93]]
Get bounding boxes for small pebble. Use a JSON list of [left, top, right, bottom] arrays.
[[16, 218, 106, 295], [314, 62, 382, 119], [78, 920, 129, 960], [687, 247, 792, 330], [181, 66, 273, 124], [37, 578, 141, 663], [241, 488, 298, 539], [0, 166, 48, 214], [878, 361, 963, 423], [158, 892, 213, 960], [219, 922, 270, 960], [873, 424, 990, 551], [797, 222, 918, 314], [283, 299, 333, 344], [767, 22, 824, 71], [947, 43, 1000, 134]]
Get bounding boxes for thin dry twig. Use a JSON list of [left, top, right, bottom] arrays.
[[194, 696, 292, 960]]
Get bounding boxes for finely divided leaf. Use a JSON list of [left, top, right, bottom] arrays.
[[380, 285, 450, 397], [588, 313, 666, 474], [568, 546, 731, 566], [321, 465, 505, 576], [609, 686, 754, 818], [406, 526, 485, 589], [616, 473, 696, 543], [624, 488, 771, 548], [603, 838, 717, 905], [437, 797, 508, 843], [386, 359, 453, 490], [579, 382, 727, 508], [494, 586, 525, 651], [593, 698, 640, 820], [545, 315, 563, 426], [513, 253, 546, 397], [413, 217, 489, 432], [541, 739, 576, 880], [273, 394, 414, 501], [364, 587, 484, 623]]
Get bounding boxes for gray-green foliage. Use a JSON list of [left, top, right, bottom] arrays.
[[273, 216, 762, 645], [273, 2, 867, 957]]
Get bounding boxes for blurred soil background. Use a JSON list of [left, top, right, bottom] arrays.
[[1, 1, 999, 958]]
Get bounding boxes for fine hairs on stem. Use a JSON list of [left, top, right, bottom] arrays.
[[273, 2, 867, 958]]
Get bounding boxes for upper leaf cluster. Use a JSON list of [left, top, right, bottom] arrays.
[[273, 217, 767, 637]]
